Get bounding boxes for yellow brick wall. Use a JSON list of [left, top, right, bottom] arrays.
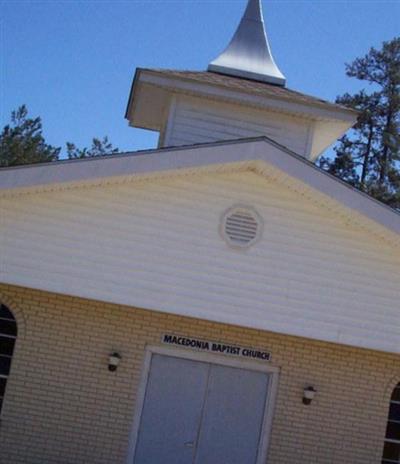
[[0, 283, 398, 464]]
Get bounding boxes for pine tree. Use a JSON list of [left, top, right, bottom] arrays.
[[0, 105, 61, 167], [66, 137, 118, 159], [0, 106, 119, 166], [319, 37, 400, 208]]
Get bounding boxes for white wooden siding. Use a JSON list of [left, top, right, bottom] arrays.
[[1, 171, 400, 354], [164, 96, 313, 158]]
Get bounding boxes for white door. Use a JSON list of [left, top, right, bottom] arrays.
[[133, 354, 271, 464]]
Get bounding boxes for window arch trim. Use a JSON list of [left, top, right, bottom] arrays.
[[0, 303, 17, 414], [382, 383, 400, 464]]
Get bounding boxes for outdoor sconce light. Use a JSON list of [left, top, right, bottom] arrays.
[[302, 386, 317, 405], [108, 352, 121, 372]]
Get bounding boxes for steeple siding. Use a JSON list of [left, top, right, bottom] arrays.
[[162, 95, 312, 158]]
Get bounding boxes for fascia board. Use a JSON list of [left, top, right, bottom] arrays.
[[125, 68, 141, 121], [139, 72, 357, 123], [0, 139, 264, 194]]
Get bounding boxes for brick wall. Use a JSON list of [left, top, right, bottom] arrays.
[[0, 283, 398, 464]]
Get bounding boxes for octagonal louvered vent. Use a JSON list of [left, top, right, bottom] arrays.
[[221, 206, 263, 248]]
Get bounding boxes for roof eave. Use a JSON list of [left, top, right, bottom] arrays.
[[125, 67, 144, 124], [135, 69, 357, 124]]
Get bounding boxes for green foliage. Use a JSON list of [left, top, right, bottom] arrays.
[[319, 37, 400, 209], [66, 137, 118, 159], [0, 105, 61, 167], [0, 106, 119, 167]]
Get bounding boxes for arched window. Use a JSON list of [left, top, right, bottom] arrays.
[[382, 383, 400, 463], [0, 303, 17, 414]]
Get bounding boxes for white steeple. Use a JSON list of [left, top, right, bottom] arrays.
[[208, 0, 286, 86]]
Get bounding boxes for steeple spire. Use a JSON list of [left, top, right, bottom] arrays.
[[208, 0, 286, 86]]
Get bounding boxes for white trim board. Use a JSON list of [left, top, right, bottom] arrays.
[[126, 345, 280, 464]]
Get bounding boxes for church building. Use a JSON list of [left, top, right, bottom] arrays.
[[1, 1, 399, 463]]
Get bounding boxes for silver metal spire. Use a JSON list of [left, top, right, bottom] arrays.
[[208, 0, 286, 86]]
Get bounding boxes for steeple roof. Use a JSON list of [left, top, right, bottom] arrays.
[[132, 69, 352, 114], [208, 0, 286, 86]]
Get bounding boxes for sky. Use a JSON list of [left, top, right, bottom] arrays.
[[1, 0, 399, 158]]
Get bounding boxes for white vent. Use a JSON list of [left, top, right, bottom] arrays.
[[221, 206, 263, 248]]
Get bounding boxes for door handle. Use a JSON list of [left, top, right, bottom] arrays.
[[184, 441, 194, 448]]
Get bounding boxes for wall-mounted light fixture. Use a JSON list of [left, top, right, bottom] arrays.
[[302, 386, 317, 405], [108, 352, 121, 372]]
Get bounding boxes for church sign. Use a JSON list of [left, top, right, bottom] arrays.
[[162, 334, 271, 362]]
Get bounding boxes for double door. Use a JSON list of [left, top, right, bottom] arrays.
[[133, 353, 271, 464]]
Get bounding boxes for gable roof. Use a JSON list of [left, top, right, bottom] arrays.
[[0, 137, 400, 244], [1, 136, 399, 248]]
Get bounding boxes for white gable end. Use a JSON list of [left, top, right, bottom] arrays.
[[1, 168, 399, 354]]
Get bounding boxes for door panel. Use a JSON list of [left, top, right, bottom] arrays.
[[133, 354, 271, 464], [194, 364, 270, 464], [133, 354, 210, 464]]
